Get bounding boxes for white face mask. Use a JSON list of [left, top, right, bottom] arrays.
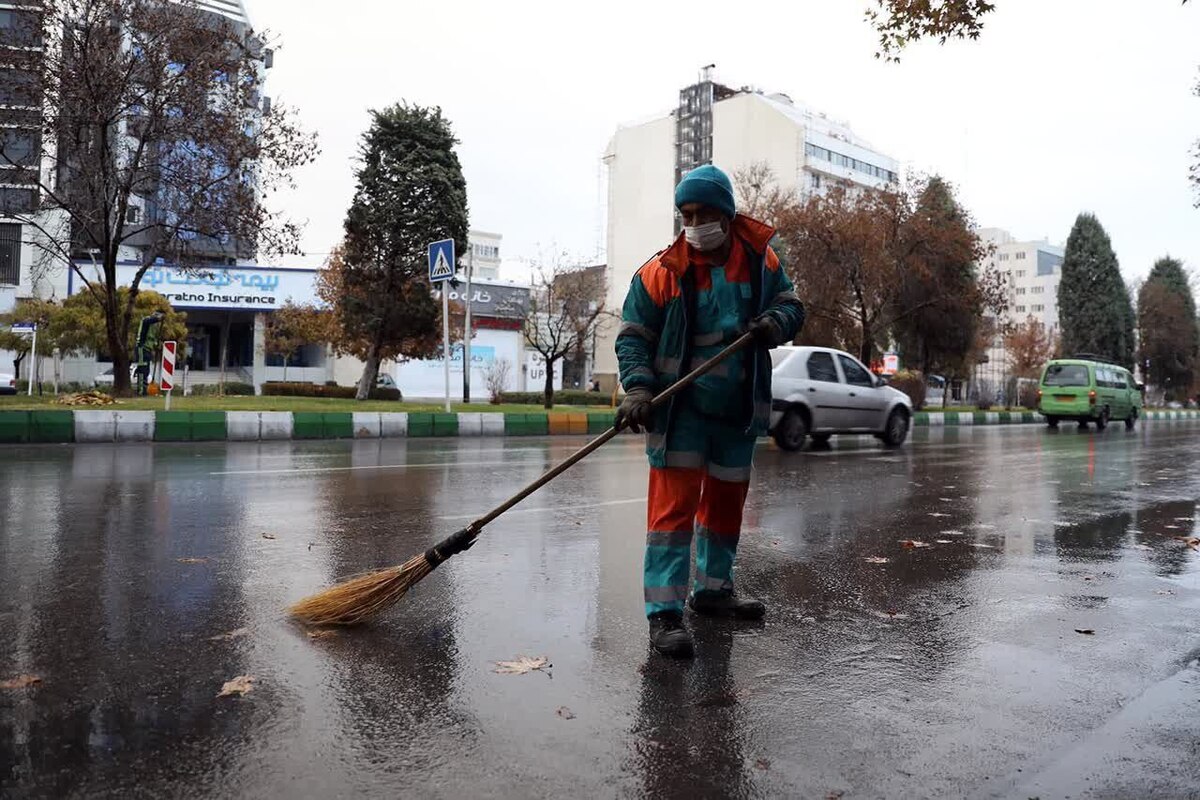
[[684, 220, 727, 252]]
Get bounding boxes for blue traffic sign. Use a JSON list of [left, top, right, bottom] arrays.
[[428, 239, 456, 283], [10, 321, 36, 334]]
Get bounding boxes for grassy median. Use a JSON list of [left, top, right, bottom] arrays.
[[0, 394, 612, 414]]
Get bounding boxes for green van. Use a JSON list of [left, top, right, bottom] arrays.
[[1037, 357, 1142, 430]]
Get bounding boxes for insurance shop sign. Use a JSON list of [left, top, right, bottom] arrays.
[[71, 263, 320, 311]]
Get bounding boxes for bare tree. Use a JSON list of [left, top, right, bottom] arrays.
[[0, 0, 317, 395], [484, 358, 512, 404], [733, 162, 800, 226], [523, 255, 607, 409]]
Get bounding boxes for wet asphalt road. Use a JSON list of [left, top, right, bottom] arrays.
[[2, 424, 1199, 799]]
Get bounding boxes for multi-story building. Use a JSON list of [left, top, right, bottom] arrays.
[[465, 230, 502, 281], [0, 0, 294, 389], [593, 70, 900, 389], [975, 227, 1066, 391]]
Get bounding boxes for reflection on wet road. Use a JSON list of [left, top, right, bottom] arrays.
[[2, 424, 1199, 798]]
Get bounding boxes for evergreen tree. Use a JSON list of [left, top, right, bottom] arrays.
[[1057, 213, 1135, 367], [321, 104, 469, 400], [1137, 256, 1198, 400]]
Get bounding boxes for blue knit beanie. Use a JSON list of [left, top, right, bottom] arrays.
[[674, 165, 736, 219]]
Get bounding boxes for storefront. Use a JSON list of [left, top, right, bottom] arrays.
[[393, 280, 536, 399], [68, 260, 324, 390]]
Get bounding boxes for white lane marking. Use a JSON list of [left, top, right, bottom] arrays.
[[437, 496, 647, 521], [210, 455, 644, 477]]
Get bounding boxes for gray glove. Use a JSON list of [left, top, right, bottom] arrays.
[[615, 387, 654, 433], [748, 314, 785, 347]]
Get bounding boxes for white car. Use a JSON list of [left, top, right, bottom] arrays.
[[95, 365, 137, 387], [0, 372, 15, 395], [768, 346, 913, 451]]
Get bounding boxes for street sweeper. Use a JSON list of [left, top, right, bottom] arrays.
[[614, 164, 805, 659]]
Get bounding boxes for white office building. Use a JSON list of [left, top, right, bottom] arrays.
[[975, 227, 1066, 391], [594, 71, 900, 388], [465, 230, 502, 281]]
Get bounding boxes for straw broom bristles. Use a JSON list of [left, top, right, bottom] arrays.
[[289, 553, 433, 626], [289, 527, 478, 626]]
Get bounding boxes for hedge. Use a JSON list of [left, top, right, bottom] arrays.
[[498, 390, 612, 406], [188, 382, 256, 397], [262, 381, 401, 401]]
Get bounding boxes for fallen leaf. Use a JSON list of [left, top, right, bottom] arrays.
[[217, 675, 255, 697], [1156, 589, 1175, 596], [826, 792, 845, 800], [1172, 536, 1200, 550], [556, 706, 576, 720], [865, 556, 890, 564], [899, 539, 930, 549], [754, 758, 771, 771], [1074, 629, 1095, 635], [0, 674, 41, 690], [208, 626, 249, 642], [935, 539, 953, 544], [177, 557, 208, 564], [261, 533, 277, 540], [493, 655, 550, 675], [968, 543, 997, 549], [306, 629, 338, 640]]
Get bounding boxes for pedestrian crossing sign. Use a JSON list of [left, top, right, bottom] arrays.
[[428, 238, 456, 283]]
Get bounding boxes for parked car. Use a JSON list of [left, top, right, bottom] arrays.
[[1037, 357, 1142, 430], [0, 372, 15, 395], [376, 373, 398, 390], [768, 346, 913, 451], [94, 365, 137, 388]]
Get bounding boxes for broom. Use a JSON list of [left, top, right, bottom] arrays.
[[289, 332, 757, 626]]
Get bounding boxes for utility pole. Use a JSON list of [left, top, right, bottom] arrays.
[[463, 240, 473, 403]]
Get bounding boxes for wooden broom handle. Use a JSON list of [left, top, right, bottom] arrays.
[[466, 332, 756, 533]]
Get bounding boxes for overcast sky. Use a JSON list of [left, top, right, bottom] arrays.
[[250, 0, 1199, 284]]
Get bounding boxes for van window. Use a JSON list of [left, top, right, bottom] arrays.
[[1044, 364, 1090, 387], [1096, 368, 1110, 388], [1115, 371, 1128, 390]]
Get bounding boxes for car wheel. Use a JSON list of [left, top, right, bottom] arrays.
[[772, 408, 809, 452], [881, 408, 910, 447], [1125, 408, 1137, 430], [1046, 416, 1059, 429], [1095, 408, 1109, 431]]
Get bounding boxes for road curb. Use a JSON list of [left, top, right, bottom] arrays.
[[1, 409, 1197, 443]]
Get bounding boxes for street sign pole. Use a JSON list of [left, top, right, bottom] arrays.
[[441, 287, 451, 412], [161, 341, 176, 411], [28, 326, 36, 396], [428, 238, 457, 414], [463, 243, 473, 403]]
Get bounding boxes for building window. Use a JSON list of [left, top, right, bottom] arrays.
[[1015, 251, 1026, 260], [0, 128, 37, 167], [0, 68, 38, 108], [1016, 287, 1026, 295], [1016, 270, 1026, 278], [0, 222, 19, 285], [0, 186, 35, 215], [1016, 305, 1026, 313], [1032, 304, 1044, 312], [998, 253, 1009, 261], [1031, 285, 1043, 294]]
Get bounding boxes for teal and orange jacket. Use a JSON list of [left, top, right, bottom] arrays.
[[616, 214, 805, 445]]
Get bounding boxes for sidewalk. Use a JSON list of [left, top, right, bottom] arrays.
[[0, 409, 1197, 443]]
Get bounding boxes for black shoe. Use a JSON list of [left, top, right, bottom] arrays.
[[648, 612, 694, 658], [688, 590, 766, 620]]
